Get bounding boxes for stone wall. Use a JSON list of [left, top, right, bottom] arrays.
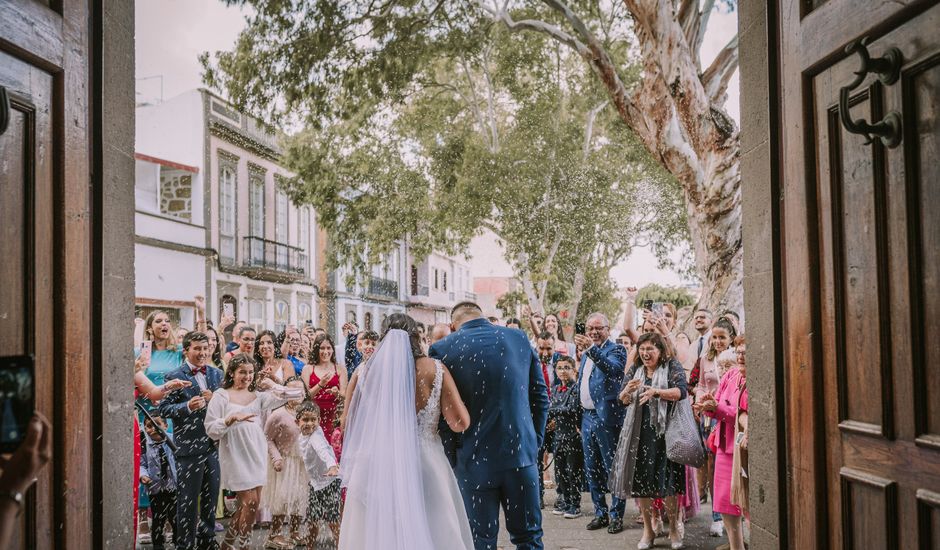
[[159, 168, 193, 221], [739, 0, 783, 547]]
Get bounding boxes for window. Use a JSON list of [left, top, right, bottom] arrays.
[[249, 175, 264, 264], [248, 298, 265, 332], [219, 165, 236, 262], [135, 160, 159, 212], [274, 299, 289, 334], [299, 303, 312, 325], [298, 207, 310, 274], [347, 310, 357, 325], [434, 269, 439, 290], [411, 265, 418, 295], [443, 272, 448, 291], [275, 190, 289, 268], [364, 312, 373, 331]]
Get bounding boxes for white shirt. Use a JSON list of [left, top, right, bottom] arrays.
[[580, 350, 596, 410], [695, 330, 712, 358], [300, 427, 338, 491], [185, 361, 208, 391]]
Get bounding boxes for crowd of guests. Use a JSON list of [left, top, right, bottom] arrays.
[[132, 298, 394, 550], [520, 290, 749, 550], [132, 292, 748, 550]]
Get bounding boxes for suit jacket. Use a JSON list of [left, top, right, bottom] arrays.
[[430, 318, 549, 478], [158, 364, 223, 458], [548, 383, 582, 447], [140, 433, 178, 494], [576, 339, 628, 427]]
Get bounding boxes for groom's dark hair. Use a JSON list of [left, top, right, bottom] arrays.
[[451, 301, 482, 316]]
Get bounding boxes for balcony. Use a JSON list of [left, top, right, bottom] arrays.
[[241, 236, 307, 280], [411, 284, 430, 297], [464, 291, 477, 301], [367, 276, 399, 300]]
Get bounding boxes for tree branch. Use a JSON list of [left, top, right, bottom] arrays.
[[692, 0, 717, 62], [701, 34, 739, 104], [582, 100, 609, 161]]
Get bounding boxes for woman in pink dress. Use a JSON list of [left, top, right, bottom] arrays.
[[697, 334, 748, 550]]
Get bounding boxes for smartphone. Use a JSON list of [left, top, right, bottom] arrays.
[[652, 302, 664, 315], [139, 340, 152, 363], [0, 355, 35, 453], [575, 322, 586, 335], [222, 303, 234, 318], [642, 299, 653, 311]]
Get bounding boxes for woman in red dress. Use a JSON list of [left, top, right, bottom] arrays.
[[301, 334, 348, 435]]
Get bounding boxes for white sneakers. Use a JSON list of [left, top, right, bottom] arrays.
[[710, 519, 725, 536]]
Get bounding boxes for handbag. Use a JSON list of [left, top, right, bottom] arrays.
[[665, 397, 707, 468], [705, 427, 718, 454]]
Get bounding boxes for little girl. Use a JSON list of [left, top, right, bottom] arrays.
[[204, 354, 304, 550], [261, 376, 309, 549], [297, 401, 341, 548]]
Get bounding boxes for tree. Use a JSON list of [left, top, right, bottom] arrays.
[[634, 283, 697, 310], [474, 1, 741, 321], [203, 1, 688, 318]]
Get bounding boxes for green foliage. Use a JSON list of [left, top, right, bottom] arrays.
[[203, 0, 690, 301], [635, 284, 697, 310], [496, 289, 527, 318]]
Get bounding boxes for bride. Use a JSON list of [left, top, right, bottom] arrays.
[[338, 313, 474, 550]]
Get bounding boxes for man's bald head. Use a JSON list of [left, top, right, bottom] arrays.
[[429, 323, 452, 345], [451, 301, 483, 329]]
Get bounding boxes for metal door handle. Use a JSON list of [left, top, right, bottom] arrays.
[[0, 86, 9, 136], [838, 37, 903, 148]]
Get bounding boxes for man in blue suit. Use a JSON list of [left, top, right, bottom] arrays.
[[159, 332, 223, 550], [573, 312, 628, 534], [430, 302, 549, 550]]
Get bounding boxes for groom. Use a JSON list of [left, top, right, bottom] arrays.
[[431, 302, 549, 550]]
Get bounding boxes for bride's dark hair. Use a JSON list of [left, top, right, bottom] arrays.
[[381, 313, 426, 359]]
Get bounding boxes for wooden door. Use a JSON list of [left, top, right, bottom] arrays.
[[0, 1, 95, 547], [778, 0, 940, 547]]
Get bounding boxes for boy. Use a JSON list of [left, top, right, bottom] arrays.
[[547, 355, 584, 519], [140, 416, 178, 550], [356, 330, 378, 363], [297, 402, 341, 547]]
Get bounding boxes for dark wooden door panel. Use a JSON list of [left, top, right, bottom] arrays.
[[781, 0, 940, 547]]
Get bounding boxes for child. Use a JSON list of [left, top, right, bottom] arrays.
[[356, 330, 379, 363], [261, 377, 310, 549], [297, 401, 341, 547], [547, 355, 584, 519], [140, 416, 178, 550], [330, 417, 344, 463]]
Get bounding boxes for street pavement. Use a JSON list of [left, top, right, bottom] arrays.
[[140, 489, 731, 549]]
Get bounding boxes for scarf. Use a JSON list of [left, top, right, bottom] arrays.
[[608, 359, 671, 499]]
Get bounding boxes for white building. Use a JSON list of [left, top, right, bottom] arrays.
[[405, 247, 476, 326], [135, 89, 320, 333], [331, 243, 409, 342]]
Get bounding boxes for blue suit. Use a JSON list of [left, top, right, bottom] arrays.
[[430, 318, 549, 550], [575, 339, 627, 519], [158, 363, 223, 550]]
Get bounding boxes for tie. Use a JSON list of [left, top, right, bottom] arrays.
[[158, 443, 170, 483], [191, 364, 206, 375], [697, 336, 705, 357], [541, 362, 551, 396]]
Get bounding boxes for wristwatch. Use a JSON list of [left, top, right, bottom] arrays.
[[0, 490, 24, 508]]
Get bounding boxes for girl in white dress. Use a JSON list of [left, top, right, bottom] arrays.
[[204, 353, 302, 550], [339, 313, 474, 550]]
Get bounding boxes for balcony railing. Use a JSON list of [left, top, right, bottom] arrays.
[[464, 291, 477, 301], [368, 276, 399, 299], [411, 284, 430, 297], [242, 236, 307, 276]]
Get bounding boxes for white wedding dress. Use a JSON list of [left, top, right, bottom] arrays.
[[339, 331, 474, 550]]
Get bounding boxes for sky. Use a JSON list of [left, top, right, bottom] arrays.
[[136, 0, 739, 290]]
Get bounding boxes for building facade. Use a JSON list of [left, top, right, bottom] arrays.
[[135, 89, 319, 333], [405, 247, 476, 326], [330, 243, 409, 345]]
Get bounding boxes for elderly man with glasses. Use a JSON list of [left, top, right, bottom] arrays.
[[573, 312, 628, 534]]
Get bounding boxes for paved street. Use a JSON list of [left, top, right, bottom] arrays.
[[141, 489, 730, 549]]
